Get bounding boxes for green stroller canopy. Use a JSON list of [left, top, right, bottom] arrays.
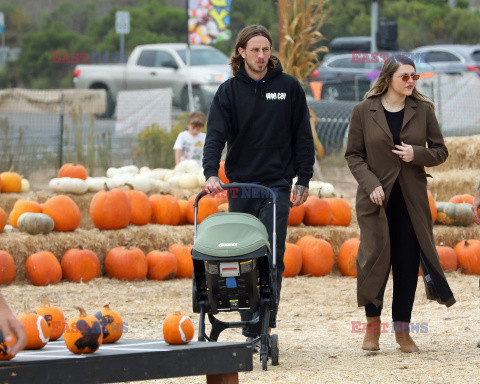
[[192, 212, 270, 257]]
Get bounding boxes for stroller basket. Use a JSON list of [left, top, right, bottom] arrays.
[[192, 212, 271, 314]]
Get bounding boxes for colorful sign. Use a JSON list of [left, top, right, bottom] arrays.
[[188, 0, 232, 45]]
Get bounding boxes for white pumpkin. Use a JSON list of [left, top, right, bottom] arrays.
[[49, 177, 88, 194], [308, 180, 335, 198], [174, 160, 201, 174], [168, 175, 181, 189], [178, 173, 199, 189], [197, 173, 206, 187], [150, 179, 170, 193], [21, 178, 30, 193], [149, 168, 170, 180], [163, 170, 175, 181], [139, 166, 151, 174], [86, 177, 109, 192], [111, 174, 131, 188], [106, 165, 139, 178], [129, 174, 152, 193]]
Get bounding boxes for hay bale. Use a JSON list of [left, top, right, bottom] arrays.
[[427, 135, 480, 172], [287, 225, 360, 254], [428, 169, 479, 201]]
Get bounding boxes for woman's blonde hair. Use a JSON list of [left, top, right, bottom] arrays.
[[365, 54, 435, 110], [230, 25, 279, 75]]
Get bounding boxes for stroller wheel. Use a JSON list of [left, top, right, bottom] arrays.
[[261, 353, 268, 371], [269, 334, 279, 366]]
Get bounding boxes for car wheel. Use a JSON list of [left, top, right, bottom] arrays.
[[181, 88, 205, 113], [90, 86, 115, 119], [322, 85, 340, 101]]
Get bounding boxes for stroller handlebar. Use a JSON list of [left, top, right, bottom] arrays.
[[194, 183, 277, 208]]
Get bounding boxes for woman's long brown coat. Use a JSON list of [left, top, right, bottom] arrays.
[[345, 95, 455, 308]]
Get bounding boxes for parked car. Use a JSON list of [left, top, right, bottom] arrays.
[[410, 44, 480, 74], [73, 43, 231, 117]]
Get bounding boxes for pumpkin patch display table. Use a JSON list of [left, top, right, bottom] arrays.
[[0, 339, 253, 383]]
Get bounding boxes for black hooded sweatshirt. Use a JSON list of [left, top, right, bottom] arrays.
[[203, 59, 314, 187]]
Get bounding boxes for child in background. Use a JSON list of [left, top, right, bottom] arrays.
[[173, 111, 207, 167]]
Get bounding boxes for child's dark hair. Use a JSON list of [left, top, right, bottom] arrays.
[[187, 111, 207, 127]]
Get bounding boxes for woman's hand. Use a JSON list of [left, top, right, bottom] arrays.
[[370, 186, 385, 206], [392, 141, 414, 162]]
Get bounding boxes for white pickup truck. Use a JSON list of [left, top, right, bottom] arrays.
[[73, 43, 231, 117]]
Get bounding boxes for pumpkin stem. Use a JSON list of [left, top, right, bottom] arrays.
[[8, 166, 14, 173], [124, 183, 134, 190], [173, 311, 182, 316], [465, 240, 470, 247], [103, 182, 110, 192], [74, 306, 87, 317], [104, 303, 111, 310], [125, 242, 135, 250], [41, 295, 51, 307], [23, 299, 29, 314]]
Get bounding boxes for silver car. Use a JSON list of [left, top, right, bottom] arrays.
[[410, 44, 480, 74]]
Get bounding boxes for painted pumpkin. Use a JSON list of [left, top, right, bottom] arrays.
[[0, 251, 15, 285], [168, 244, 193, 278], [0, 330, 17, 360], [17, 213, 55, 235], [8, 199, 43, 228], [42, 195, 82, 231], [337, 238, 360, 277], [125, 188, 152, 226], [427, 190, 437, 223], [162, 311, 194, 345], [185, 194, 218, 224], [149, 194, 181, 225], [326, 198, 352, 226], [436, 245, 457, 272], [303, 196, 332, 226], [61, 248, 100, 283], [94, 304, 123, 344], [435, 202, 473, 226], [147, 250, 178, 280], [105, 243, 148, 281], [33, 296, 65, 341], [58, 163, 88, 180], [25, 251, 62, 286], [18, 309, 50, 349], [0, 168, 22, 193], [454, 239, 480, 275], [296, 235, 334, 276], [287, 203, 305, 226], [282, 243, 303, 277], [89, 184, 131, 230], [64, 307, 103, 354]]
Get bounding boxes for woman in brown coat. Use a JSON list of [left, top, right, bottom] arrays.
[[345, 54, 455, 353]]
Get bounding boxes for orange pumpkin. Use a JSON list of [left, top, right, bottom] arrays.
[[0, 331, 17, 360], [454, 239, 480, 275], [217, 202, 229, 212], [186, 194, 218, 224], [149, 194, 181, 225], [168, 243, 193, 278], [64, 307, 103, 354], [42, 195, 81, 231], [25, 251, 62, 286], [162, 311, 194, 345], [125, 189, 152, 226], [436, 245, 457, 272], [427, 190, 437, 223], [326, 198, 352, 226], [449, 194, 474, 204], [282, 243, 302, 277], [61, 248, 100, 283], [288, 203, 305, 226], [58, 163, 88, 180], [105, 243, 148, 281], [177, 199, 189, 225], [94, 304, 123, 344], [210, 190, 228, 206], [18, 308, 50, 349], [0, 251, 15, 285], [89, 185, 131, 230], [33, 296, 65, 341], [337, 238, 360, 277], [218, 161, 229, 184], [0, 168, 22, 193], [147, 250, 178, 280], [296, 235, 334, 276], [8, 199, 43, 228], [303, 196, 332, 226], [0, 207, 6, 233]]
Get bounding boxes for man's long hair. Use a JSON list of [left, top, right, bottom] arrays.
[[230, 25, 279, 75], [365, 54, 435, 110]]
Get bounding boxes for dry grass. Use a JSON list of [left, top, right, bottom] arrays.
[[427, 135, 480, 172], [427, 169, 479, 202]]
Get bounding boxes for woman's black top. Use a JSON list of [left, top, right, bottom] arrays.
[[383, 107, 405, 146]]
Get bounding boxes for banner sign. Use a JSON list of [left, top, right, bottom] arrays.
[[188, 0, 232, 45]]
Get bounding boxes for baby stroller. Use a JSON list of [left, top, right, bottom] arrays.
[[191, 183, 279, 370]]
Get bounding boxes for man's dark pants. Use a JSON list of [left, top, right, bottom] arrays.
[[227, 179, 292, 338]]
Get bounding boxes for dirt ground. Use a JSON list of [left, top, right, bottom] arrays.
[[3, 271, 479, 384]]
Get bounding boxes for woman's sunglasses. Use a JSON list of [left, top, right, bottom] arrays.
[[395, 74, 420, 81]]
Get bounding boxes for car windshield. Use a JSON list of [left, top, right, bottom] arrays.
[[176, 49, 229, 66]]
